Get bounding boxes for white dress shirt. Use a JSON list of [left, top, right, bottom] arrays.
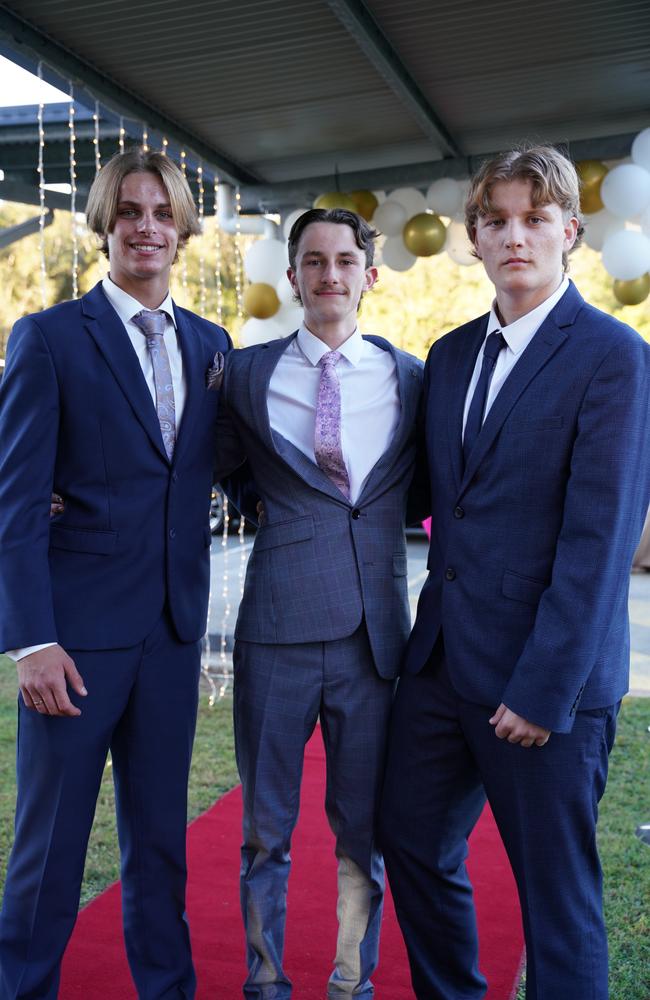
[[7, 277, 185, 661], [462, 277, 570, 438], [267, 325, 400, 504]]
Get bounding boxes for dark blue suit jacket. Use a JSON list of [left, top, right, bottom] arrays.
[[0, 281, 231, 651], [405, 282, 650, 732]]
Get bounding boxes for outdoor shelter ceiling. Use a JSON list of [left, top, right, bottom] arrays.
[[0, 0, 649, 214]]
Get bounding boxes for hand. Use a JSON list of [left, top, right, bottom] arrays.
[[256, 500, 266, 526], [489, 703, 551, 748], [50, 492, 65, 516], [17, 644, 87, 717]]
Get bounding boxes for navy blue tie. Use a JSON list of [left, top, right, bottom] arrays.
[[463, 331, 505, 464]]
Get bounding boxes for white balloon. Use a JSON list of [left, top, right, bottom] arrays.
[[239, 317, 285, 347], [582, 210, 624, 252], [373, 199, 408, 236], [380, 236, 417, 272], [601, 164, 650, 220], [631, 127, 650, 173], [388, 186, 428, 219], [275, 273, 295, 304], [274, 301, 304, 335], [372, 190, 387, 204], [244, 238, 289, 285], [445, 220, 478, 266], [634, 203, 650, 235], [601, 229, 650, 280], [282, 208, 309, 240], [426, 178, 462, 218]]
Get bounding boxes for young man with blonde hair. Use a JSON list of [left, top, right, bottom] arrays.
[[380, 145, 650, 999], [0, 148, 230, 999]]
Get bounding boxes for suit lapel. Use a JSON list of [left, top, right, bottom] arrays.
[[446, 318, 488, 493], [460, 304, 572, 493], [81, 283, 168, 461], [170, 305, 204, 466]]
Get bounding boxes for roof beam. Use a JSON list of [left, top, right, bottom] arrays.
[[325, 0, 462, 159], [0, 7, 262, 186]]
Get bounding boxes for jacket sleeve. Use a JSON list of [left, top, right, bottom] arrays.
[[502, 334, 650, 731], [0, 318, 60, 650]]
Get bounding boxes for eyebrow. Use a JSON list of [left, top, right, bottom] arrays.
[[117, 199, 172, 209], [301, 249, 360, 258]]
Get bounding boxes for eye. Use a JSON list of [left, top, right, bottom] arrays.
[[528, 216, 544, 225], [157, 210, 173, 219], [119, 209, 137, 217], [485, 218, 503, 228]]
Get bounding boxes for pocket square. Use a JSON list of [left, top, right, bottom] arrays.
[[206, 351, 225, 390]]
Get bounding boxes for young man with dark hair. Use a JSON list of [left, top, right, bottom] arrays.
[[216, 207, 423, 999], [380, 145, 650, 999]]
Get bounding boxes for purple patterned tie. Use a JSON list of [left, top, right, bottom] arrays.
[[314, 351, 350, 498], [132, 310, 176, 460]]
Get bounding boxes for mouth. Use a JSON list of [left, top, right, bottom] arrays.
[[130, 243, 164, 254], [503, 257, 529, 266]]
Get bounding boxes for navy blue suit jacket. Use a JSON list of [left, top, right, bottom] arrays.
[[0, 281, 231, 651], [405, 282, 650, 732]]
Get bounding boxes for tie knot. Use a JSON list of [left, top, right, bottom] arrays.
[[132, 309, 167, 338], [320, 350, 342, 370], [483, 331, 505, 364]]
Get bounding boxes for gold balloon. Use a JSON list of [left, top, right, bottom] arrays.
[[243, 282, 280, 319], [313, 192, 358, 211], [613, 274, 650, 306], [402, 213, 446, 256], [349, 190, 379, 221], [576, 160, 609, 215]]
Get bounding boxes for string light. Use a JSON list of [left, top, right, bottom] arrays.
[[235, 185, 243, 318], [142, 124, 149, 151], [217, 495, 232, 700], [36, 62, 47, 308], [92, 100, 101, 174], [118, 116, 125, 153], [161, 136, 169, 156], [197, 163, 206, 316], [214, 176, 223, 325], [68, 83, 79, 299], [179, 150, 188, 301]]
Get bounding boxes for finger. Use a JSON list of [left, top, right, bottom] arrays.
[[520, 737, 534, 748], [489, 704, 506, 726], [53, 689, 82, 717], [64, 660, 88, 697], [534, 736, 549, 747]]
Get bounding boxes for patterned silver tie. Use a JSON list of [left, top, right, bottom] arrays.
[[132, 310, 176, 460], [314, 351, 350, 499]]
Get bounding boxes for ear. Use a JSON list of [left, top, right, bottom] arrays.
[[364, 266, 379, 291], [287, 267, 298, 295], [563, 216, 579, 252]]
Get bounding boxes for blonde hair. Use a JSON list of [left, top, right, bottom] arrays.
[[465, 145, 584, 270], [85, 148, 201, 259]]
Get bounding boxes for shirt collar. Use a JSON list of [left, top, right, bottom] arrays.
[[102, 275, 176, 329], [296, 323, 364, 368], [486, 276, 570, 355]]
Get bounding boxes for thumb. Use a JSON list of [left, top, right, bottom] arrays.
[[489, 703, 506, 726]]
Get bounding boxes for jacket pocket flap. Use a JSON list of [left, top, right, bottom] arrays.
[[50, 524, 118, 555], [502, 570, 547, 605], [254, 514, 314, 552]]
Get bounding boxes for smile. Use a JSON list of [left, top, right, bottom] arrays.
[[130, 244, 163, 253]]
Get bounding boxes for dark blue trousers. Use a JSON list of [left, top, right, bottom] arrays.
[[380, 657, 617, 1000], [0, 614, 200, 1000]]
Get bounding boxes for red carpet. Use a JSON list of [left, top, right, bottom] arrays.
[[61, 731, 524, 999]]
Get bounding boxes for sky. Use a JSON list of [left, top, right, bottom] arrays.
[[0, 55, 69, 106]]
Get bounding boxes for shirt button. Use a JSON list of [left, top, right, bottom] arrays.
[[169, 528, 176, 539], [445, 567, 456, 581], [351, 508, 361, 520], [454, 506, 465, 519]]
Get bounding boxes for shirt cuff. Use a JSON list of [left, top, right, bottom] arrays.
[[4, 643, 57, 662]]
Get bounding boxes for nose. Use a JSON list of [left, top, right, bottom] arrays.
[[319, 261, 339, 283], [137, 211, 157, 234], [503, 222, 524, 248]]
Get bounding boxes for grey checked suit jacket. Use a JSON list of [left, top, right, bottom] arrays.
[[216, 333, 423, 679]]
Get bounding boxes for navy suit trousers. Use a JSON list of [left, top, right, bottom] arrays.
[[380, 656, 617, 1000]]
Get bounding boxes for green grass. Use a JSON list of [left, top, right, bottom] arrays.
[[1, 660, 648, 997]]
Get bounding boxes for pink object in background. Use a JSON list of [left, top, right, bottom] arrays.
[[423, 517, 432, 538]]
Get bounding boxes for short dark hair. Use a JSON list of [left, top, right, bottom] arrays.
[[287, 208, 379, 269]]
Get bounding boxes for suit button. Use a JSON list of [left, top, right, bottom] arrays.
[[351, 508, 361, 519], [169, 528, 176, 539], [454, 506, 464, 519], [445, 567, 456, 581], [172, 472, 178, 483]]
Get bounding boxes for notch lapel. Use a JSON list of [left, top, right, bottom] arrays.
[[81, 283, 168, 461]]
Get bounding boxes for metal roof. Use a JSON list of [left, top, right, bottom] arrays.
[[0, 0, 649, 212]]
